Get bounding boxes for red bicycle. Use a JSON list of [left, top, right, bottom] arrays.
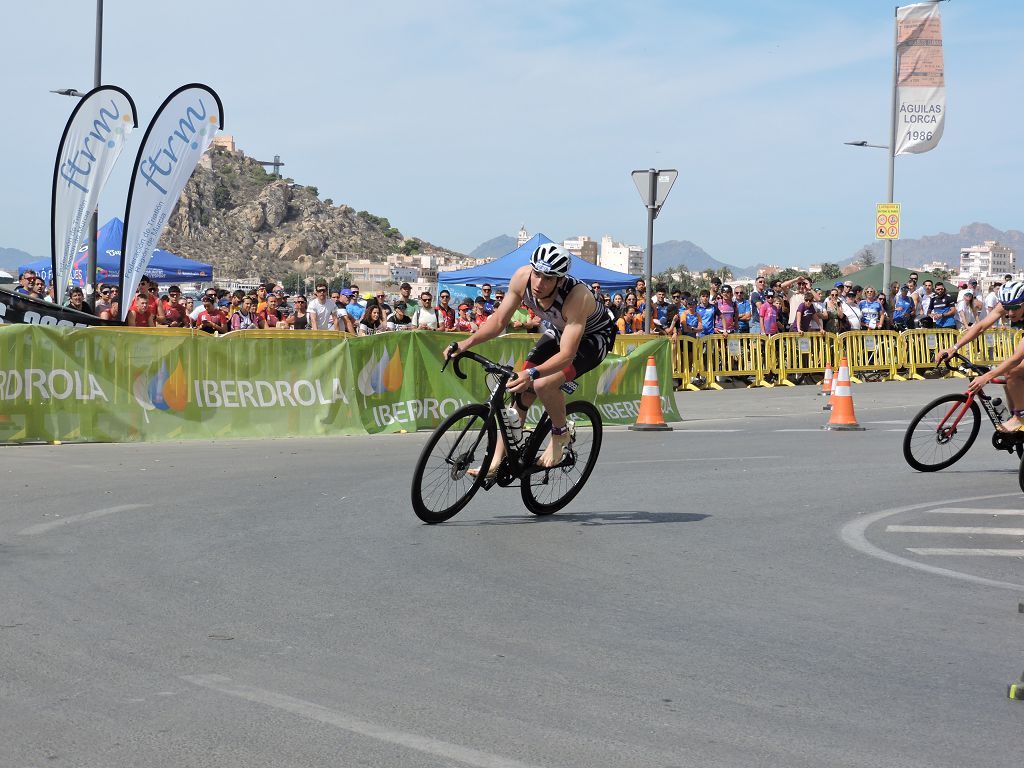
[[902, 354, 1024, 479]]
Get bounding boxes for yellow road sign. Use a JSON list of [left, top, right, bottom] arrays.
[[876, 203, 901, 240]]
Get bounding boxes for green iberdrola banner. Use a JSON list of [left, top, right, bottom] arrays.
[[0, 326, 680, 444]]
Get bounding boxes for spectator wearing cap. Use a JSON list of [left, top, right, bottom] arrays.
[[784, 275, 813, 329], [335, 289, 356, 333], [957, 288, 983, 329], [436, 290, 456, 330], [891, 284, 916, 331], [163, 286, 186, 327], [386, 301, 413, 330], [307, 281, 336, 331], [454, 302, 477, 332], [713, 284, 737, 334], [346, 285, 365, 322], [473, 296, 489, 327], [398, 282, 419, 312], [759, 290, 779, 335]]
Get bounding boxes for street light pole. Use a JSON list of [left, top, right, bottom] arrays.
[[86, 0, 104, 295], [644, 169, 656, 334], [882, 3, 900, 302]]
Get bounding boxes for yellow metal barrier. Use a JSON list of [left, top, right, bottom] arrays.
[[838, 331, 905, 382], [612, 334, 702, 391], [901, 328, 960, 380], [965, 327, 1019, 368], [767, 332, 840, 386], [699, 334, 772, 388]]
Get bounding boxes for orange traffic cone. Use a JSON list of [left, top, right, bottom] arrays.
[[823, 358, 865, 431], [822, 364, 834, 411], [629, 355, 673, 432]]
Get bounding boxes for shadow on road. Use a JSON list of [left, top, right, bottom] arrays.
[[450, 511, 710, 526]]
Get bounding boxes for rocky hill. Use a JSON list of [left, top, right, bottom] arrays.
[[854, 222, 1024, 269], [158, 149, 462, 278]]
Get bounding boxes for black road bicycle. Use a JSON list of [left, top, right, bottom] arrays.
[[902, 354, 1024, 485], [410, 344, 603, 523]]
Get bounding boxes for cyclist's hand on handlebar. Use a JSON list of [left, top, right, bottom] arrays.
[[443, 341, 464, 362], [935, 348, 955, 365], [967, 370, 993, 394], [507, 370, 531, 394]]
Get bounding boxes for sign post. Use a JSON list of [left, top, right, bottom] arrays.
[[631, 169, 678, 333]]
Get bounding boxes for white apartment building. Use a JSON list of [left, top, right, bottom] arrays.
[[562, 235, 598, 264], [959, 241, 1015, 279], [599, 235, 644, 275]]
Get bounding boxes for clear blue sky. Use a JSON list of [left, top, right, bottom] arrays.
[[3, 1, 1022, 267]]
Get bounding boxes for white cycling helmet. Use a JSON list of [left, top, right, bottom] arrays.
[[999, 281, 1024, 308], [530, 244, 571, 277]]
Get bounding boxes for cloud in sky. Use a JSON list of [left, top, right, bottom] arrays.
[[3, 0, 1022, 268]]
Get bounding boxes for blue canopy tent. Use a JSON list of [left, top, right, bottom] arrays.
[[20, 217, 213, 287], [439, 234, 637, 297]]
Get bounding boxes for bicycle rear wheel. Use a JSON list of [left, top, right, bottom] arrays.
[[411, 404, 496, 523], [903, 393, 981, 472], [521, 401, 602, 515]]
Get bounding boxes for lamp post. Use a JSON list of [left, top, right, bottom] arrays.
[[844, 139, 892, 292], [50, 0, 103, 297]]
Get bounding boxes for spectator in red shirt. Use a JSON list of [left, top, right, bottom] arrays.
[[258, 294, 283, 328], [127, 293, 156, 327], [436, 290, 456, 330], [196, 295, 228, 334], [163, 286, 187, 327]]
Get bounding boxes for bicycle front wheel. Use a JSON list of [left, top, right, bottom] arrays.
[[521, 401, 602, 515], [903, 393, 981, 472], [411, 404, 496, 524]]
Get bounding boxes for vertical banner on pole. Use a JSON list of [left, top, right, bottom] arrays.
[[895, 3, 945, 155], [120, 84, 223, 319], [51, 86, 138, 300]]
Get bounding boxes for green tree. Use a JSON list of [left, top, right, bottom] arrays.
[[213, 182, 232, 210], [813, 262, 843, 281]]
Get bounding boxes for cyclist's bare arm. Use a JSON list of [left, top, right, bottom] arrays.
[[447, 267, 529, 358], [968, 336, 1024, 393], [937, 305, 1005, 362]]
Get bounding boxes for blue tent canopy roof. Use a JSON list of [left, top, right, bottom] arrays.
[[439, 234, 636, 292], [20, 217, 213, 285]]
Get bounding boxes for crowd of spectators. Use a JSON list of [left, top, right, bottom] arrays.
[[598, 273, 1021, 339], [12, 268, 1019, 338]]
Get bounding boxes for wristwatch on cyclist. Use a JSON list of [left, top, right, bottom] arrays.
[[526, 367, 540, 380]]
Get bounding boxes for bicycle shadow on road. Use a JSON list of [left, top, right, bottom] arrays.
[[454, 511, 710, 526]]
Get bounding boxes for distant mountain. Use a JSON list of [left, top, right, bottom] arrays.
[[852, 223, 1024, 269], [470, 235, 517, 261], [652, 240, 746, 276], [0, 247, 35, 276]]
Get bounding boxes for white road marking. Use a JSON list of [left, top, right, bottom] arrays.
[[182, 674, 547, 768], [887, 525, 1024, 536], [838, 492, 1024, 592], [17, 504, 150, 536], [907, 548, 1024, 557], [926, 508, 1024, 516], [672, 429, 742, 433], [617, 455, 782, 465]]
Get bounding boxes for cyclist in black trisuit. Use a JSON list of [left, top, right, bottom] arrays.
[[446, 244, 616, 474], [938, 280, 1024, 431]]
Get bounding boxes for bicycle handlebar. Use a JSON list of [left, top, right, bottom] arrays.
[[442, 343, 518, 382], [937, 351, 989, 376]]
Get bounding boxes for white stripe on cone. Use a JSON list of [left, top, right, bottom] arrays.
[[642, 385, 660, 396]]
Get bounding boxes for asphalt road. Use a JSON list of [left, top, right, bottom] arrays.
[[2, 377, 1022, 768]]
